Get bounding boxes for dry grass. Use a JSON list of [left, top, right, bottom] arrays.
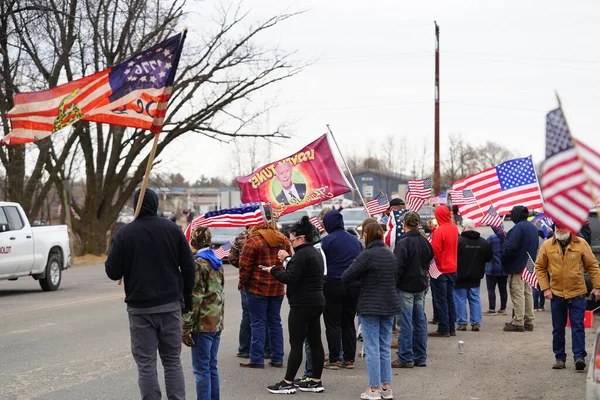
[[73, 254, 107, 265]]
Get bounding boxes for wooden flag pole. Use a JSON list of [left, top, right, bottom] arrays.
[[326, 124, 371, 217], [117, 133, 161, 285], [555, 93, 599, 216]]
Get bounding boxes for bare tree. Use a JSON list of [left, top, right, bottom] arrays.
[[1, 0, 304, 254]]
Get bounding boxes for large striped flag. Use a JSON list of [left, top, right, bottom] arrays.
[[521, 253, 539, 288], [184, 203, 265, 241], [427, 234, 442, 279], [214, 242, 233, 260], [541, 107, 600, 233], [3, 33, 186, 144], [383, 209, 408, 252], [365, 192, 390, 216], [406, 178, 432, 212], [480, 205, 503, 227], [452, 156, 544, 222]]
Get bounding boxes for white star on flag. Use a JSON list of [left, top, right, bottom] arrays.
[[125, 69, 131, 75], [128, 61, 134, 67], [150, 76, 157, 83], [165, 62, 172, 69], [159, 71, 166, 78], [163, 49, 171, 57], [140, 76, 147, 82], [156, 48, 162, 53]]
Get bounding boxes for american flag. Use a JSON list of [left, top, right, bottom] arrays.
[[541, 107, 600, 233], [521, 253, 539, 288], [449, 189, 478, 206], [427, 234, 442, 279], [3, 33, 186, 144], [365, 192, 390, 216], [480, 205, 503, 227], [309, 215, 325, 233], [214, 242, 232, 260], [383, 209, 408, 252], [406, 178, 432, 212], [184, 203, 265, 241], [452, 156, 544, 222]]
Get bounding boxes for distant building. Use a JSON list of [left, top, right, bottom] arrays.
[[346, 170, 409, 203]]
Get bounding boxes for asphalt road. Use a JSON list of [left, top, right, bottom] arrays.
[[0, 261, 594, 400]]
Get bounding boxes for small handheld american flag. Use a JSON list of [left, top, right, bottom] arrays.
[[450, 189, 477, 206], [427, 234, 442, 279], [521, 253, 539, 288], [214, 242, 232, 260], [365, 192, 389, 216], [406, 178, 432, 212], [309, 215, 325, 233], [480, 205, 503, 227]]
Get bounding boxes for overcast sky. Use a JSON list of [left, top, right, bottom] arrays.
[[158, 0, 600, 184]]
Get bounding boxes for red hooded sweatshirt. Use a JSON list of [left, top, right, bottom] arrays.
[[432, 205, 459, 274]]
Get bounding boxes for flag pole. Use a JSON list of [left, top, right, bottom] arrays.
[[555, 93, 599, 213], [326, 124, 372, 217], [118, 133, 160, 285]]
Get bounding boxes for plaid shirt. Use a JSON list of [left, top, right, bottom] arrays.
[[485, 234, 505, 276], [238, 228, 291, 297]]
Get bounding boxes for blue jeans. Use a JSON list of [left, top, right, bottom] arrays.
[[247, 293, 284, 364], [239, 289, 270, 354], [191, 332, 221, 400], [551, 296, 587, 361], [454, 287, 482, 326], [430, 273, 457, 334], [396, 290, 427, 364], [360, 315, 394, 388], [304, 340, 313, 377], [532, 286, 546, 310]]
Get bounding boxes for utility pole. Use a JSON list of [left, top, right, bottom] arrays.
[[433, 21, 441, 196]]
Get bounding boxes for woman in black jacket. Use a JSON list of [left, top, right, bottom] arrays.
[[261, 216, 325, 395], [342, 222, 401, 400]]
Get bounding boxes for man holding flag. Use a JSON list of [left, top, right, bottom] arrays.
[[494, 206, 539, 332], [535, 223, 600, 371]]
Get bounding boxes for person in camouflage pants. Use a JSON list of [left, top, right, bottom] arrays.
[[182, 227, 225, 400], [230, 228, 270, 359]]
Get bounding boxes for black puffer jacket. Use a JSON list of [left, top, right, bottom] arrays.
[[271, 243, 325, 308], [341, 240, 401, 316], [456, 230, 493, 289], [394, 230, 434, 293]]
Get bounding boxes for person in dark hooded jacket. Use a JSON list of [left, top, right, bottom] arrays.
[[493, 205, 539, 332], [321, 209, 363, 369], [454, 219, 493, 332], [106, 188, 195, 400]]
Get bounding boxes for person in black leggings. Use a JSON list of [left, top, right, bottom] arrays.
[[261, 216, 326, 394]]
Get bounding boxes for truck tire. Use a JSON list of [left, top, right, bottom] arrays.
[[39, 254, 62, 291]]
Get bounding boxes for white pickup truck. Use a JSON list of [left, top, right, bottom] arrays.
[[0, 202, 71, 291]]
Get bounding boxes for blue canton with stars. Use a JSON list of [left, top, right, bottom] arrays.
[[545, 108, 573, 158], [392, 209, 409, 244], [108, 33, 184, 102], [495, 156, 538, 191]]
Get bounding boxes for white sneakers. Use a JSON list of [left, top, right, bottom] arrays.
[[360, 387, 393, 400]]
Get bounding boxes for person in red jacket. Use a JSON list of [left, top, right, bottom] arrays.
[[428, 205, 459, 337]]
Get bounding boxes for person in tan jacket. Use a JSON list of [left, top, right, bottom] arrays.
[[535, 223, 600, 372]]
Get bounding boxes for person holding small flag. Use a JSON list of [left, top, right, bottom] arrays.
[[493, 206, 539, 332], [535, 223, 600, 371], [182, 227, 225, 400]]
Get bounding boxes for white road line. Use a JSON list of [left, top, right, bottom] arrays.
[[0, 293, 124, 318]]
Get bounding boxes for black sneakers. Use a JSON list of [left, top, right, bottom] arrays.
[[267, 380, 296, 394], [575, 359, 586, 372], [295, 379, 325, 393]]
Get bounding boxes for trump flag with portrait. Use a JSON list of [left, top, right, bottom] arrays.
[[236, 134, 352, 218]]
